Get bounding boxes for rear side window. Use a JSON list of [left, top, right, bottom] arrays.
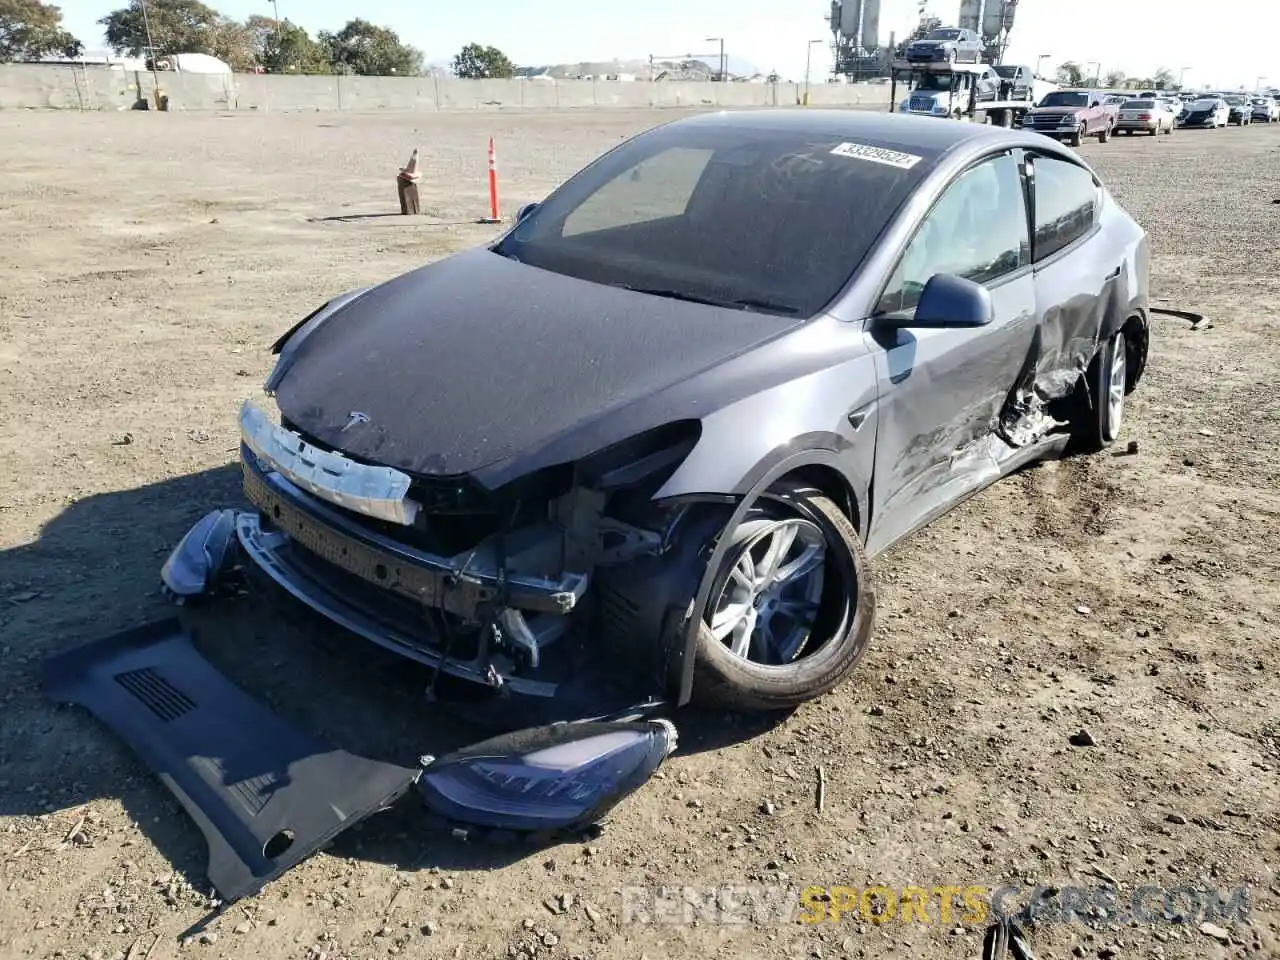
[[1030, 156, 1098, 262]]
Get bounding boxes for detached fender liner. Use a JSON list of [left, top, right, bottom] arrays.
[[42, 619, 420, 903]]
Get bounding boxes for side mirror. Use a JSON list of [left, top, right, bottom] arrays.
[[903, 274, 993, 328], [516, 201, 539, 223]]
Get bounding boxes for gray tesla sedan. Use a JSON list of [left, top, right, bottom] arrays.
[[165, 109, 1151, 716]]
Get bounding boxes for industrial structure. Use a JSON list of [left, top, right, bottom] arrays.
[[828, 0, 1019, 82], [828, 0, 886, 81]]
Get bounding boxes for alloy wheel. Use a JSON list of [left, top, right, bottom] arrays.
[[1108, 336, 1127, 432], [709, 517, 827, 666]]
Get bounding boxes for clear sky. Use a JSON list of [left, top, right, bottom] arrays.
[[54, 0, 1279, 90]]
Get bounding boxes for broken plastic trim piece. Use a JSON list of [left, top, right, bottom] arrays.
[[41, 620, 421, 903], [418, 719, 677, 835]]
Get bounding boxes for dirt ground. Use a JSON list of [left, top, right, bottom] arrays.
[[1, 108, 1277, 960]]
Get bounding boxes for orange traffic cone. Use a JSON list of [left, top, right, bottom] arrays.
[[479, 137, 502, 224], [397, 148, 421, 215]]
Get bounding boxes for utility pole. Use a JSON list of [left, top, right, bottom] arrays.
[[705, 37, 725, 80], [138, 0, 161, 105], [269, 0, 282, 40]]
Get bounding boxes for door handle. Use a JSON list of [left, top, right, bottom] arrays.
[[1104, 265, 1121, 281]]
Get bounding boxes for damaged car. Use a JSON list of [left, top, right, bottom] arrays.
[[172, 110, 1151, 715], [49, 110, 1151, 904]]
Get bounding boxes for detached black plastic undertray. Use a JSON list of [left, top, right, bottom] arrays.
[[42, 618, 420, 903]]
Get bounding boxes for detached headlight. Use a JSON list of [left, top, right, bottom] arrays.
[[160, 508, 239, 598], [418, 719, 677, 834]]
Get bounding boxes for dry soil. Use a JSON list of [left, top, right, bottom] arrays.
[[0, 109, 1277, 960]]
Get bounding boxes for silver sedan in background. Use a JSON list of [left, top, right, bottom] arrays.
[[1114, 98, 1177, 135]]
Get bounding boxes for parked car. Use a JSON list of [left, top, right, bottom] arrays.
[[1249, 96, 1278, 122], [1022, 89, 1115, 145], [1178, 96, 1230, 128], [992, 64, 1035, 101], [1114, 98, 1177, 136], [1223, 94, 1253, 125], [903, 27, 985, 64], [163, 111, 1151, 723]]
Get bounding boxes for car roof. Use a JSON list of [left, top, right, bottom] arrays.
[[673, 109, 1016, 156]]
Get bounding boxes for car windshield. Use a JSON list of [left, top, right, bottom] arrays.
[[1192, 98, 1219, 107], [914, 73, 952, 91], [1224, 95, 1246, 104], [1126, 100, 1154, 109], [1039, 91, 1089, 107], [494, 122, 934, 318], [993, 66, 1019, 77], [927, 29, 962, 39]]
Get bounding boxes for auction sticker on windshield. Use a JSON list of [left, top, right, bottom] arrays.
[[829, 142, 923, 169]]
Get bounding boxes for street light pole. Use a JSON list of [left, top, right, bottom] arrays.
[[1179, 66, 1190, 90], [804, 39, 823, 105]]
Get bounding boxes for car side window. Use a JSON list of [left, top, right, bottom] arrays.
[[1029, 155, 1099, 262], [561, 147, 713, 237], [875, 153, 1029, 316]]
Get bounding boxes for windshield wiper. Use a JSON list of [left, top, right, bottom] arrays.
[[622, 286, 800, 315]]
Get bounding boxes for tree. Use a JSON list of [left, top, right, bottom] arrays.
[[452, 42, 515, 79], [1103, 69, 1126, 89], [0, 0, 82, 62], [1055, 61, 1084, 87], [320, 19, 422, 76], [1152, 66, 1174, 90], [100, 0, 218, 57], [246, 14, 329, 73], [894, 15, 941, 57]]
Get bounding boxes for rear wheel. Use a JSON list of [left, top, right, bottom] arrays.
[[691, 481, 876, 711], [1098, 123, 1111, 143], [1069, 330, 1128, 451]]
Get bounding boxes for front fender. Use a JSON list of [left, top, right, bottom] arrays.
[[667, 443, 872, 707]]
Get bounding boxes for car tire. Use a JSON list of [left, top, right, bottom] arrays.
[[1098, 124, 1111, 143], [1069, 125, 1084, 147], [1069, 329, 1128, 452], [690, 481, 876, 712]]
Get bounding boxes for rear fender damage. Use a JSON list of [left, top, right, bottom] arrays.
[[43, 620, 677, 903]]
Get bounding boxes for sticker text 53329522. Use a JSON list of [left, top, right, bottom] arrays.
[[829, 142, 923, 170]]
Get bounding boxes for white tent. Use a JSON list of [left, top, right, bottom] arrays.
[[155, 53, 232, 74]]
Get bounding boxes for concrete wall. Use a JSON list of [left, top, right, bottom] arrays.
[[0, 64, 892, 113]]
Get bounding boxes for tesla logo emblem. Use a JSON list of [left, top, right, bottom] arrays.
[[342, 411, 371, 432]]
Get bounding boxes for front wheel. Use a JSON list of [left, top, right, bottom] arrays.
[[691, 482, 876, 711], [1069, 125, 1084, 147]]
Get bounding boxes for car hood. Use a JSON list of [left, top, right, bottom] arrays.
[[1030, 106, 1085, 116], [271, 247, 801, 483]]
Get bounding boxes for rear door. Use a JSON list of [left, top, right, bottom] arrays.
[[864, 150, 1037, 553]]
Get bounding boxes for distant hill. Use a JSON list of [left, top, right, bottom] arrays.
[[426, 54, 768, 81]]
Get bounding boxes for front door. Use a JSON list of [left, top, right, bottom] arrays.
[[864, 151, 1038, 554]]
